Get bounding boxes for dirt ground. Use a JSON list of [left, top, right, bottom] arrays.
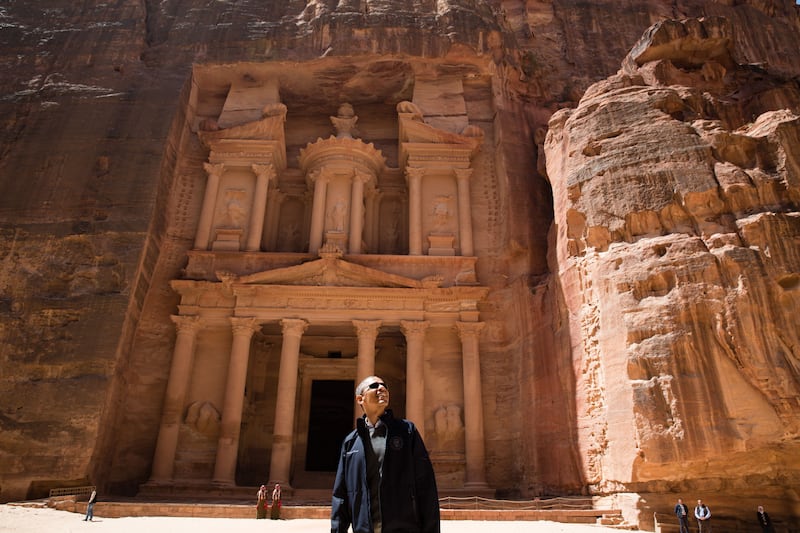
[[0, 504, 630, 533]]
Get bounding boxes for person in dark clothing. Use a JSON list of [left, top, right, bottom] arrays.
[[674, 498, 690, 533], [331, 376, 440, 533], [83, 489, 97, 521], [757, 505, 776, 533]]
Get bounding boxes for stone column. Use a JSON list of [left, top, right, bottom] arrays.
[[213, 317, 260, 484], [364, 188, 379, 253], [268, 318, 309, 487], [349, 170, 369, 254], [354, 319, 381, 418], [405, 167, 425, 255], [354, 320, 381, 382], [455, 321, 488, 488], [150, 315, 202, 483], [195, 163, 225, 250], [400, 320, 429, 437], [454, 168, 475, 257], [307, 170, 330, 254], [246, 163, 275, 252]]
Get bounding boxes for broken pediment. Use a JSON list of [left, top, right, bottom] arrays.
[[397, 100, 483, 168], [228, 255, 429, 289]]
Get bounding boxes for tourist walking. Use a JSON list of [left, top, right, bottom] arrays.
[[331, 375, 440, 533], [83, 489, 97, 521]]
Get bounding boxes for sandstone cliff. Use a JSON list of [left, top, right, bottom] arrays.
[[0, 1, 798, 529]]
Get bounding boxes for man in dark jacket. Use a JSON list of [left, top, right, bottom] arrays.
[[331, 376, 440, 533]]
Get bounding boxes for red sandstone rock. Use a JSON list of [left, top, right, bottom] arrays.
[[0, 1, 798, 530]]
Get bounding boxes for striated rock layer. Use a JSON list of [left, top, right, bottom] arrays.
[[545, 14, 800, 529], [0, 0, 798, 529]]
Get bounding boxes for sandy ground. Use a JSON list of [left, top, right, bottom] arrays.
[[0, 505, 629, 533]]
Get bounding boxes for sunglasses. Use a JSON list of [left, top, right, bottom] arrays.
[[367, 381, 387, 390]]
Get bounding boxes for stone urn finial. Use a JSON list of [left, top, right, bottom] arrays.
[[331, 103, 358, 139]]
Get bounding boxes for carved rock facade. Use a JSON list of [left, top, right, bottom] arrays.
[[0, 1, 799, 529]]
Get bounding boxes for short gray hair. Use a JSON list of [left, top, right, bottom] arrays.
[[355, 376, 381, 396]]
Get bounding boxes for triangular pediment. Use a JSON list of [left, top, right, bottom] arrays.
[[228, 256, 426, 289]]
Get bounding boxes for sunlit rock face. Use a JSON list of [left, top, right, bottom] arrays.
[[546, 14, 800, 528], [0, 1, 798, 529]]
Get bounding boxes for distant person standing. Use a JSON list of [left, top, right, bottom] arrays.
[[695, 499, 712, 533], [757, 505, 776, 533], [674, 498, 690, 533], [270, 483, 282, 520], [83, 489, 97, 521], [256, 485, 268, 519]]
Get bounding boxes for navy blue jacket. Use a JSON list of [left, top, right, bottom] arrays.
[[331, 410, 440, 533]]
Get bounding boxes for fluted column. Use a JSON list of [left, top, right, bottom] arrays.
[[268, 318, 309, 487], [307, 170, 330, 254], [195, 163, 225, 250], [354, 320, 381, 382], [349, 170, 369, 254], [150, 315, 202, 482], [213, 317, 260, 484], [405, 167, 425, 255], [454, 168, 475, 257], [364, 188, 379, 253], [455, 321, 488, 488], [400, 320, 429, 437], [354, 319, 381, 418], [246, 163, 275, 252]]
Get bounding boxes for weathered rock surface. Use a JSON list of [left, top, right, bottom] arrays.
[[0, 1, 798, 529], [546, 14, 800, 528]]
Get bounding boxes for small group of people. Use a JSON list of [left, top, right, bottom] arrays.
[[256, 483, 281, 520], [674, 498, 776, 532]]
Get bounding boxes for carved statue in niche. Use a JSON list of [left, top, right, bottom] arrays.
[[434, 404, 464, 449], [432, 195, 452, 228], [185, 401, 221, 437], [328, 196, 348, 232], [278, 221, 301, 252], [220, 188, 247, 228], [331, 103, 359, 139]]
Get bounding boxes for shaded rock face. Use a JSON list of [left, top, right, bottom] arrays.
[[0, 0, 798, 528]]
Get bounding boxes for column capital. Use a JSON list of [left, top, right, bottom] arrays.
[[171, 314, 202, 333], [251, 163, 276, 180], [404, 166, 426, 182], [230, 317, 261, 336], [455, 321, 485, 340], [353, 168, 372, 184], [353, 319, 382, 338], [400, 320, 430, 338], [203, 162, 225, 178], [280, 318, 309, 339], [309, 168, 331, 184], [453, 168, 474, 181]]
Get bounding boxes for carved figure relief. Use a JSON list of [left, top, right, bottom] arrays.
[[220, 188, 248, 228], [328, 196, 348, 232], [185, 401, 221, 437], [432, 195, 452, 228], [434, 403, 464, 449]]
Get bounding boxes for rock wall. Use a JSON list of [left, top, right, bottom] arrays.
[[0, 0, 798, 528], [545, 14, 800, 528]]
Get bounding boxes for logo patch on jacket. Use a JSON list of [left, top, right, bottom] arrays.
[[389, 436, 404, 450]]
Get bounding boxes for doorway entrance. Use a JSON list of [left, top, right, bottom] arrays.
[[305, 380, 355, 472]]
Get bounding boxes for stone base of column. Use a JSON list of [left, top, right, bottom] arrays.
[[440, 485, 495, 499]]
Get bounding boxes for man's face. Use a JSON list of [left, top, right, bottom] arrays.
[[357, 376, 390, 418]]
